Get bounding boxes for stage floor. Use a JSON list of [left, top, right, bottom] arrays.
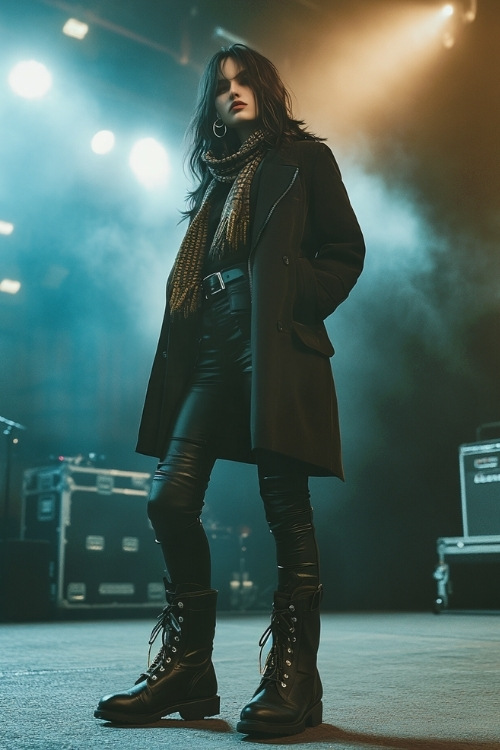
[[1, 611, 499, 750]]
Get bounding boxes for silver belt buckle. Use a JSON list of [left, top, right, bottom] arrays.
[[206, 271, 225, 295]]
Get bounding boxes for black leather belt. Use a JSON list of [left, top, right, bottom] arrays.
[[202, 265, 247, 298]]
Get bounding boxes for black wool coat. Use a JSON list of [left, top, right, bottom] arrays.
[[136, 139, 365, 478]]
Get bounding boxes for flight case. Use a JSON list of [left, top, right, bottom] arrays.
[[21, 462, 165, 611]]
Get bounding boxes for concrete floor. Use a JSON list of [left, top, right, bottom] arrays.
[[1, 611, 499, 750]]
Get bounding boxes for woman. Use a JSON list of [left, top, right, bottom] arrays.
[[95, 44, 365, 737]]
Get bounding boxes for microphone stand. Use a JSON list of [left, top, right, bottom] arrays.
[[1, 415, 26, 541]]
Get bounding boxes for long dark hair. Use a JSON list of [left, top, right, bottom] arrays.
[[184, 44, 319, 217]]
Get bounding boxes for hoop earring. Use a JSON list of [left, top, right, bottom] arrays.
[[213, 118, 227, 138]]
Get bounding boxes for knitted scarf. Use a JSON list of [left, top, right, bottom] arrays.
[[168, 129, 267, 317]]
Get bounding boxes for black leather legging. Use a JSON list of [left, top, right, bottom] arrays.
[[147, 273, 320, 594]]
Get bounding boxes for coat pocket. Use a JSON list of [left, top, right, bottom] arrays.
[[290, 320, 335, 357]]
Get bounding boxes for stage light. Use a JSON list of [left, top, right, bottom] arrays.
[[0, 279, 21, 295], [440, 0, 477, 48], [463, 0, 477, 23], [91, 130, 115, 155], [8, 60, 52, 99], [63, 18, 89, 40], [129, 138, 170, 189], [444, 0, 478, 23], [0, 221, 14, 236]]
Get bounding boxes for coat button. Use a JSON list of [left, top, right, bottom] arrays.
[[277, 321, 284, 332], [282, 255, 290, 265]]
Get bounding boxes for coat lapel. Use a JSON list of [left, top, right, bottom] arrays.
[[250, 150, 298, 252]]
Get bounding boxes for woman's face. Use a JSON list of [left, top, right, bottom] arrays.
[[215, 57, 259, 143]]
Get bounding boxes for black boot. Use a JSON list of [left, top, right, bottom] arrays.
[[237, 585, 323, 737], [94, 585, 219, 724]]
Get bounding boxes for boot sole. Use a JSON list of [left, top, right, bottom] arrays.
[[236, 700, 322, 737], [94, 694, 220, 725]]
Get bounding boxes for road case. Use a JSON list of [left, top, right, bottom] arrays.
[[433, 535, 500, 612], [21, 462, 165, 610]]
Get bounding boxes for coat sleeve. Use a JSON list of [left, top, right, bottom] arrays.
[[295, 142, 365, 321]]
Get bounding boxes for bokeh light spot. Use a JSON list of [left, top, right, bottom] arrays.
[[129, 138, 170, 189], [8, 60, 52, 99], [91, 130, 116, 155]]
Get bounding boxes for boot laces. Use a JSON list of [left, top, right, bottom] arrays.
[[137, 597, 184, 682], [259, 602, 297, 689]]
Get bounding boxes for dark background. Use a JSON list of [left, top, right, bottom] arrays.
[[1, 0, 499, 610]]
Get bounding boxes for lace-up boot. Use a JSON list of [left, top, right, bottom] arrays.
[[94, 584, 219, 724], [237, 585, 323, 736]]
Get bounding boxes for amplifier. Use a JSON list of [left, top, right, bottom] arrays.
[[459, 441, 500, 536], [21, 463, 165, 610]]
